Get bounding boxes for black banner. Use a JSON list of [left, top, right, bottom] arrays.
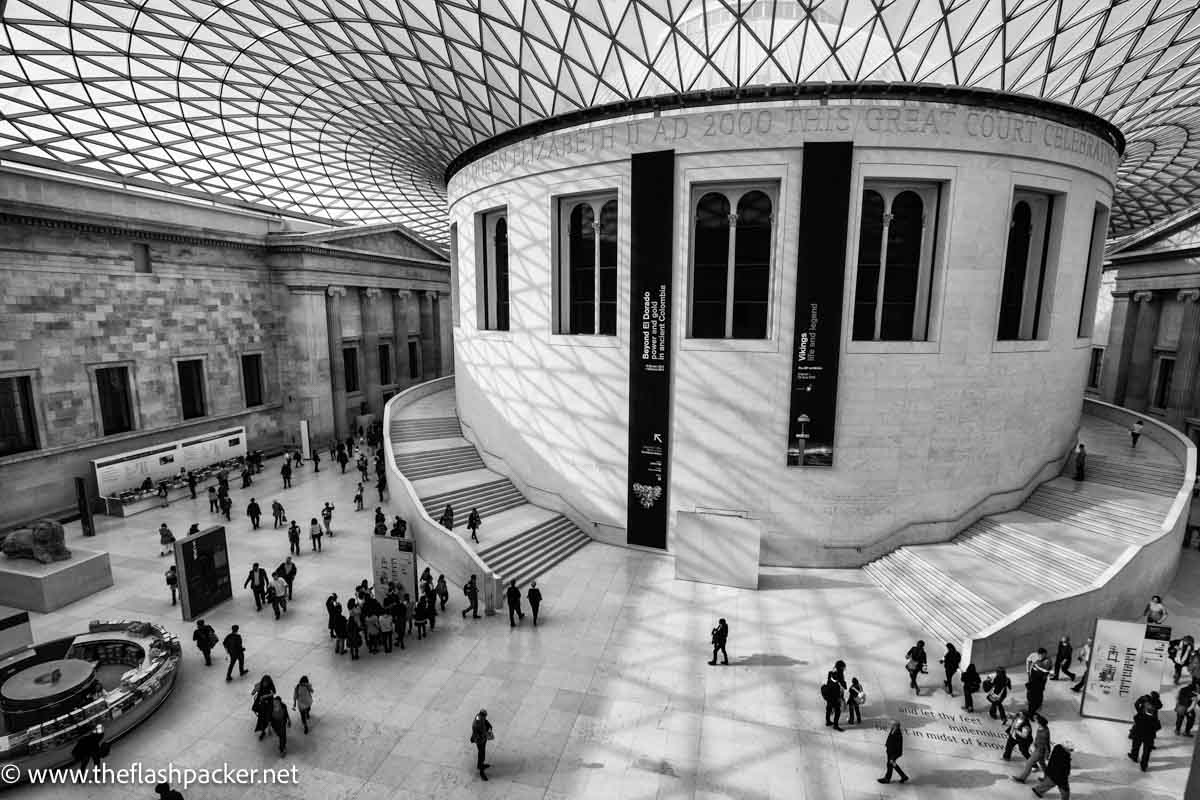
[[626, 149, 675, 549], [175, 525, 233, 621], [74, 476, 95, 537], [787, 142, 854, 467]]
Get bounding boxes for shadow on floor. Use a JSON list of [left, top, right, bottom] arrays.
[[901, 768, 1002, 788], [727, 653, 809, 667]]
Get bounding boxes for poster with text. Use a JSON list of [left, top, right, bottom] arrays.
[[371, 535, 417, 599], [1080, 618, 1171, 722]]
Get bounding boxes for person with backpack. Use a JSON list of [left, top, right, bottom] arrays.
[[986, 666, 1012, 722], [961, 664, 982, 712], [940, 643, 962, 696], [462, 575, 480, 620], [1130, 691, 1163, 771], [467, 508, 482, 543], [905, 641, 928, 695], [1002, 710, 1033, 761], [1175, 678, 1198, 736], [193, 619, 218, 666], [709, 618, 729, 666], [823, 660, 847, 731], [847, 678, 865, 725]]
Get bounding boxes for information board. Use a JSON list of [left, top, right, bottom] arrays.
[[371, 535, 417, 599], [175, 526, 233, 621], [1080, 618, 1171, 722], [92, 426, 247, 497]]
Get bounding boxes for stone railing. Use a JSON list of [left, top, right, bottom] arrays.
[[381, 376, 502, 614]]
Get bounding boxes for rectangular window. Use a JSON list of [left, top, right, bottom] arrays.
[[852, 181, 943, 341], [1077, 204, 1109, 338], [476, 208, 510, 331], [998, 189, 1058, 341], [378, 342, 392, 386], [343, 347, 360, 393], [177, 359, 207, 419], [0, 375, 38, 456], [1153, 354, 1175, 410], [555, 193, 618, 335], [95, 366, 134, 435], [1088, 347, 1104, 389], [408, 340, 420, 379], [688, 184, 776, 339], [241, 354, 264, 407], [449, 222, 461, 328], [132, 242, 152, 273]]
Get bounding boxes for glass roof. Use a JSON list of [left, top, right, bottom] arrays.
[[3, 0, 1200, 248]]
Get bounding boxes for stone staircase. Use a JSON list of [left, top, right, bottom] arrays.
[[863, 413, 1184, 652], [391, 405, 591, 586]]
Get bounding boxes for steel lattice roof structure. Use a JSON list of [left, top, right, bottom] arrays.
[[3, 1, 1200, 249]]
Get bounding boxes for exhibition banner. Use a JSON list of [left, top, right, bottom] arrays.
[[1080, 618, 1171, 722], [626, 149, 675, 550], [371, 535, 417, 599], [175, 525, 233, 621], [786, 142, 854, 467], [75, 476, 95, 537], [92, 426, 247, 497]]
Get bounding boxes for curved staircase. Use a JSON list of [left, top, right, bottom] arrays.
[[390, 406, 590, 586]]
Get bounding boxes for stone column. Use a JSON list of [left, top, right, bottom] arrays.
[[281, 285, 335, 445], [361, 287, 383, 415], [1168, 288, 1200, 428], [392, 290, 412, 387], [1102, 291, 1135, 404], [418, 289, 437, 381], [325, 285, 348, 439], [1123, 290, 1161, 412], [438, 291, 454, 375]]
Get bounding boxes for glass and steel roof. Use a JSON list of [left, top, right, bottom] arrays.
[[3, 0, 1200, 248]]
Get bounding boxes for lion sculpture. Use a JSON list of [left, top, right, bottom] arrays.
[[1, 519, 72, 563]]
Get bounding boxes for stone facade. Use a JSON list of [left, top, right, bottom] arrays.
[[0, 168, 449, 524]]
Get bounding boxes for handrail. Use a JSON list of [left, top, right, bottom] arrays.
[[382, 375, 503, 614]]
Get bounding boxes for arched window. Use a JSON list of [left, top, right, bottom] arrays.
[[997, 191, 1055, 341], [851, 182, 942, 341], [555, 193, 618, 335], [689, 185, 775, 339], [477, 208, 509, 331]]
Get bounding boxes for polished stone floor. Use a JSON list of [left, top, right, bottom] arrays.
[[15, 454, 1194, 799]]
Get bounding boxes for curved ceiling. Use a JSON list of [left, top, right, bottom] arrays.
[[2, 0, 1200, 248]]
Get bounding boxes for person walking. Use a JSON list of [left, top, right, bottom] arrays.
[[1073, 443, 1087, 481], [847, 677, 865, 725], [440, 504, 454, 530], [376, 473, 387, 502], [395, 594, 409, 649], [1131, 419, 1144, 448], [337, 446, 349, 474], [1032, 741, 1073, 798], [436, 574, 450, 611], [1014, 714, 1050, 782], [1003, 710, 1033, 761], [309, 517, 323, 552], [1175, 678, 1198, 736], [193, 619, 217, 666], [1027, 648, 1053, 715], [165, 565, 179, 606], [347, 609, 363, 659], [71, 723, 107, 770], [506, 580, 524, 627], [281, 459, 292, 489], [293, 676, 314, 734], [158, 523, 175, 557], [269, 695, 291, 756], [877, 721, 909, 784], [332, 608, 347, 655], [311, 449, 320, 473], [287, 520, 301, 556], [243, 563, 268, 611], [358, 453, 369, 483], [1144, 595, 1169, 624], [1053, 636, 1076, 681], [823, 660, 847, 731], [379, 605, 394, 653], [961, 664, 982, 712], [1172, 635, 1196, 684], [710, 618, 729, 666], [940, 643, 962, 696], [987, 667, 1012, 722], [241, 466, 253, 489], [187, 471, 197, 499], [247, 498, 262, 530], [1070, 638, 1092, 693], [1129, 691, 1163, 771], [322, 502, 335, 537], [219, 492, 233, 522], [208, 485, 219, 513], [462, 575, 480, 619], [470, 709, 493, 781], [467, 507, 482, 543], [223, 624, 247, 681], [905, 641, 928, 695], [272, 500, 285, 529], [325, 593, 341, 638], [354, 482, 364, 511], [276, 556, 297, 600], [251, 675, 276, 739], [527, 581, 543, 626]]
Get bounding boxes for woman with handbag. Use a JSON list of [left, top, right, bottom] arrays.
[[905, 641, 928, 695], [987, 667, 1012, 722], [470, 709, 493, 781], [847, 678, 866, 725]]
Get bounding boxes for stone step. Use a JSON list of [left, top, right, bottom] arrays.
[[421, 479, 528, 523], [479, 515, 591, 585], [863, 553, 971, 645], [1080, 455, 1183, 497], [953, 518, 1107, 591], [394, 446, 486, 480], [390, 416, 462, 441]]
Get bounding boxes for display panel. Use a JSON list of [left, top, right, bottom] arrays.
[[174, 526, 233, 622]]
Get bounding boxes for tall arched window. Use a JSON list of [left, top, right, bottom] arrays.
[[689, 184, 775, 339], [996, 190, 1055, 341], [477, 208, 509, 331], [555, 192, 618, 335], [851, 181, 942, 341]]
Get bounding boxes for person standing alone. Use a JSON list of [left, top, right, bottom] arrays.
[[470, 709, 493, 781], [878, 721, 909, 783], [247, 498, 262, 530], [467, 507, 482, 543], [709, 618, 729, 666]]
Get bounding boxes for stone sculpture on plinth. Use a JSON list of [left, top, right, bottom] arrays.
[[1, 520, 72, 564]]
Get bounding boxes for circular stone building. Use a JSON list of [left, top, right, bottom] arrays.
[[446, 87, 1122, 567]]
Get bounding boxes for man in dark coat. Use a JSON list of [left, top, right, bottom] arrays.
[[710, 618, 729, 665], [193, 619, 218, 666], [1129, 692, 1163, 771], [223, 624, 247, 681], [71, 723, 107, 769], [218, 493, 232, 521], [470, 709, 492, 781], [462, 575, 480, 620], [505, 580, 524, 627], [527, 581, 543, 626], [243, 563, 268, 611], [1053, 636, 1075, 681], [878, 721, 908, 783], [281, 460, 292, 488], [247, 498, 262, 530], [824, 659, 847, 731], [1026, 648, 1053, 715], [276, 557, 297, 600], [186, 471, 197, 499], [1032, 741, 1073, 797]]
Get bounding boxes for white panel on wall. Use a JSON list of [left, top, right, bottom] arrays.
[[1157, 298, 1182, 349], [341, 293, 363, 338], [375, 296, 394, 334]]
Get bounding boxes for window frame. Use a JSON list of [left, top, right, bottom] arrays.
[[0, 371, 41, 458], [240, 352, 265, 408], [553, 190, 620, 337], [1151, 351, 1176, 411], [449, 221, 461, 329], [342, 344, 361, 394], [685, 180, 780, 341], [88, 362, 139, 437], [378, 340, 393, 387], [131, 242, 152, 274], [174, 357, 209, 420], [1077, 203, 1110, 340], [475, 206, 510, 332], [994, 178, 1067, 347], [1087, 346, 1104, 390], [407, 338, 421, 380]]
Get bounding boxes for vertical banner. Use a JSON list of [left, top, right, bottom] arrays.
[[74, 477, 95, 537], [1080, 618, 1171, 721], [299, 420, 311, 461], [787, 142, 854, 467], [372, 535, 417, 599], [626, 149, 675, 550], [175, 526, 233, 621]]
